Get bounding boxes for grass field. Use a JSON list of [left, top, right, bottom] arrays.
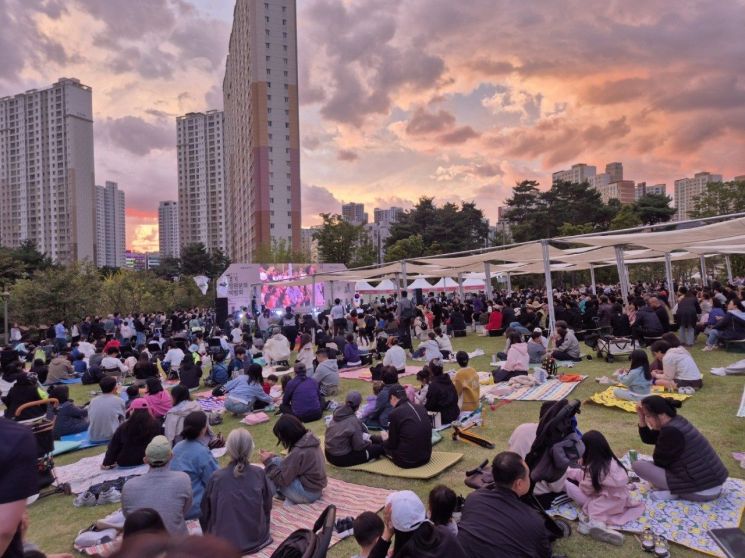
[[26, 333, 745, 557]]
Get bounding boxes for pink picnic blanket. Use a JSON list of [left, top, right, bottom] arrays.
[[339, 364, 421, 382]]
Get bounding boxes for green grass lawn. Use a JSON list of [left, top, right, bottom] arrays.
[[26, 334, 745, 557]]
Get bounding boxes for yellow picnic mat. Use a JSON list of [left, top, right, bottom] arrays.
[[587, 386, 690, 413], [344, 451, 463, 479]]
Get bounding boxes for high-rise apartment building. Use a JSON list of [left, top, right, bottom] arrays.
[[674, 172, 723, 221], [342, 202, 367, 225], [595, 180, 636, 205], [95, 181, 126, 267], [176, 110, 227, 254], [635, 182, 667, 200], [552, 163, 596, 184], [158, 201, 180, 258], [589, 162, 624, 191], [374, 206, 403, 225], [0, 78, 95, 263], [223, 0, 301, 262]]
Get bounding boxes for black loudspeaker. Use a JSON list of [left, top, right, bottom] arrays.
[[215, 297, 228, 326], [415, 288, 424, 305]]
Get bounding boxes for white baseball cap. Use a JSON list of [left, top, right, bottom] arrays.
[[386, 490, 426, 532]]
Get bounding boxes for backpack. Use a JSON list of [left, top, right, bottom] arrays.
[[270, 504, 336, 558], [400, 300, 414, 320]]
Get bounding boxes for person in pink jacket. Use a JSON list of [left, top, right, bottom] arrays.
[[492, 332, 530, 382], [565, 430, 644, 546]]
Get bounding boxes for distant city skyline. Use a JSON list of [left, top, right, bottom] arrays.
[[2, 0, 745, 253]]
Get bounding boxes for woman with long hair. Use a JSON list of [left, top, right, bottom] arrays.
[[164, 385, 203, 444], [612, 349, 652, 401], [102, 399, 162, 468], [200, 429, 273, 554], [565, 430, 644, 546], [144, 377, 172, 420]]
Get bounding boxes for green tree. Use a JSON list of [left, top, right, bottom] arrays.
[[385, 234, 426, 262], [690, 180, 745, 218], [635, 193, 675, 225], [350, 234, 377, 268], [254, 238, 309, 263], [610, 204, 642, 230], [557, 223, 595, 236], [179, 244, 230, 278], [314, 214, 370, 267], [152, 256, 182, 279]]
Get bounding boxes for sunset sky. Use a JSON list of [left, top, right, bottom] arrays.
[[3, 0, 745, 252]]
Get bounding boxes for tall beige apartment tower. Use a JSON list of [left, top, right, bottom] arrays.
[[223, 0, 301, 262], [176, 110, 228, 254], [0, 78, 96, 263], [158, 200, 180, 258], [95, 181, 126, 268]]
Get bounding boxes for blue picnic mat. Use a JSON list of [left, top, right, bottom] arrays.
[[60, 431, 109, 449]]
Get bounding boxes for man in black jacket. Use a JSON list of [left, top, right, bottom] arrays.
[[458, 451, 553, 558], [632, 300, 664, 343], [384, 385, 432, 468]]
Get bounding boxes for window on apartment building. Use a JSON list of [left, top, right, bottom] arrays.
[[266, 42, 270, 49], [270, 223, 275, 229]]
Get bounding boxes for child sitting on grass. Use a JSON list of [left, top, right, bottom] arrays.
[[359, 382, 383, 420], [351, 511, 384, 558], [414, 368, 430, 405], [428, 484, 458, 536]]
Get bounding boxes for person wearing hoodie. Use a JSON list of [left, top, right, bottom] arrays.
[[294, 334, 315, 372], [631, 300, 665, 344], [493, 332, 530, 382], [263, 327, 292, 364], [311, 348, 340, 397], [424, 360, 460, 425], [280, 362, 323, 423], [369, 490, 466, 558], [48, 385, 88, 439], [144, 377, 173, 420], [703, 297, 745, 351], [411, 332, 442, 362], [325, 391, 385, 467], [164, 385, 204, 444], [550, 321, 581, 361], [364, 368, 399, 429], [385, 385, 432, 469], [650, 338, 703, 390], [260, 414, 327, 504], [223, 363, 274, 415]]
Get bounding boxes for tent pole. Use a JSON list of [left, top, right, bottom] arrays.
[[329, 281, 335, 307], [614, 246, 630, 303], [311, 274, 317, 309], [541, 240, 556, 334], [699, 255, 708, 287], [483, 262, 492, 300], [664, 253, 674, 295], [589, 265, 596, 295], [506, 272, 512, 296], [400, 260, 408, 292], [457, 272, 465, 302], [725, 255, 733, 284]]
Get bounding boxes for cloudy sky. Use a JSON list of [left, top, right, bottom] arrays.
[[3, 0, 745, 252]]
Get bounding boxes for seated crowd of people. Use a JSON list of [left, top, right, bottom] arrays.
[[0, 278, 743, 558]]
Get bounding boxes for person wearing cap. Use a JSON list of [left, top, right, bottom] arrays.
[[368, 490, 465, 558], [384, 384, 432, 469], [121, 435, 193, 536], [457, 451, 553, 558], [325, 391, 385, 467], [102, 399, 162, 468]]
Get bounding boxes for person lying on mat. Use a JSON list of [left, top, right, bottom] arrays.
[[169, 411, 218, 520], [649, 336, 702, 391], [201, 429, 273, 555], [369, 490, 466, 558], [260, 414, 327, 504], [457, 452, 553, 558], [492, 332, 529, 383], [279, 362, 323, 423], [550, 320, 581, 361], [121, 435, 192, 535], [364, 368, 400, 430], [102, 399, 162, 469], [611, 349, 653, 402], [424, 359, 460, 425], [633, 395, 727, 502], [48, 385, 88, 439], [311, 348, 340, 398], [452, 351, 479, 412], [325, 391, 386, 467], [384, 385, 432, 469]]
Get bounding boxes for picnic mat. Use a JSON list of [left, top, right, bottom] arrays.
[[60, 431, 110, 450], [195, 395, 225, 413], [77, 477, 391, 557], [339, 364, 420, 382], [60, 377, 82, 384], [53, 454, 149, 495], [52, 440, 82, 456], [344, 451, 462, 479], [481, 377, 586, 402], [587, 387, 690, 413], [737, 384, 745, 418]]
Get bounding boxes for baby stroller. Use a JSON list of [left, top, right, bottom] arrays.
[[14, 398, 72, 499]]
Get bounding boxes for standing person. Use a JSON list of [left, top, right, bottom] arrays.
[[170, 412, 219, 520], [87, 376, 126, 442], [612, 349, 653, 401], [384, 385, 432, 468], [452, 351, 480, 412], [260, 415, 327, 504], [325, 391, 385, 467], [564, 431, 644, 545], [632, 396, 728, 501], [0, 417, 38, 558], [121, 436, 192, 535], [280, 363, 323, 423], [330, 299, 347, 337], [200, 429, 273, 555], [674, 288, 701, 347], [396, 291, 416, 350], [54, 320, 67, 353]]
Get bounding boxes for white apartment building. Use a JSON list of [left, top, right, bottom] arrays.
[[0, 78, 95, 263], [635, 182, 667, 200], [158, 200, 180, 258], [374, 206, 403, 225], [95, 181, 126, 267], [223, 0, 301, 262], [674, 172, 723, 221], [176, 110, 227, 254], [342, 202, 367, 225], [552, 163, 596, 184], [595, 180, 636, 205], [589, 162, 625, 191]]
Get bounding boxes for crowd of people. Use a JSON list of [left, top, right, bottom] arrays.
[[0, 276, 743, 558]]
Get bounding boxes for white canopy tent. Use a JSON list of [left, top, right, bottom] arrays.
[[373, 279, 398, 293], [406, 276, 434, 291], [431, 277, 460, 291], [354, 280, 376, 293]]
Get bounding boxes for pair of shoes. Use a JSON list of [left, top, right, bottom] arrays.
[[73, 491, 97, 507], [650, 490, 678, 502], [589, 523, 624, 546], [702, 345, 717, 352], [654, 535, 670, 557], [97, 487, 121, 505], [641, 527, 655, 552], [595, 376, 612, 385], [678, 386, 695, 395]]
